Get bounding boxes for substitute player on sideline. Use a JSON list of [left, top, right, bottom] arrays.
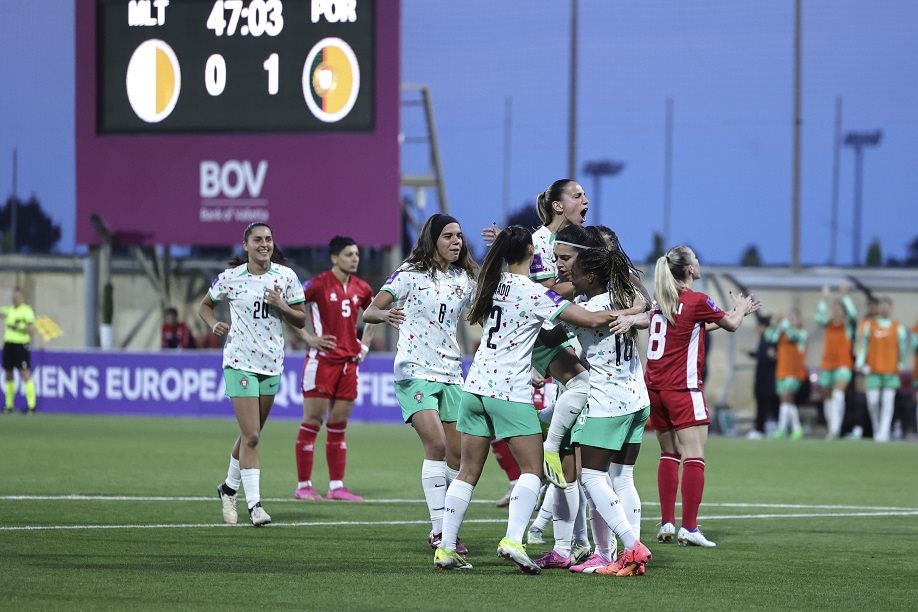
[[645, 246, 758, 548], [200, 222, 307, 526], [293, 236, 377, 501], [363, 214, 477, 555], [2, 287, 37, 414]]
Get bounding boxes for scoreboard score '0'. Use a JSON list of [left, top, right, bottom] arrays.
[[98, 0, 375, 132]]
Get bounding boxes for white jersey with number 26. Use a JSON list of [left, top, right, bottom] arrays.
[[463, 272, 571, 403]]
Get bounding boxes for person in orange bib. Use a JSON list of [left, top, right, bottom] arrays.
[[814, 284, 857, 439], [766, 310, 807, 439], [855, 296, 906, 442]]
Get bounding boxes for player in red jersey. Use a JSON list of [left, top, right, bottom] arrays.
[[645, 246, 759, 547], [293, 236, 377, 501]]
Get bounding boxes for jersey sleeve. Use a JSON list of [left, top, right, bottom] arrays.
[[207, 271, 228, 302], [360, 281, 374, 310], [285, 269, 306, 305], [694, 293, 726, 324], [538, 288, 571, 322], [381, 269, 409, 301], [302, 277, 318, 303]]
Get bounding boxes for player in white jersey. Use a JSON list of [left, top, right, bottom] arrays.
[[199, 223, 307, 527], [483, 180, 592, 491], [363, 214, 478, 556], [433, 226, 617, 573], [563, 247, 654, 576]]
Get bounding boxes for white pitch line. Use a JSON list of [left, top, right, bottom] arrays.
[[0, 511, 916, 532], [1, 495, 916, 513]]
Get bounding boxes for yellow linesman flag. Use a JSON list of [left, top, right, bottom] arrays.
[[34, 316, 63, 341]]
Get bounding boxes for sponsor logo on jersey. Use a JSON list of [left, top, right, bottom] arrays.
[[384, 270, 400, 285], [529, 254, 544, 274], [706, 297, 720, 312], [303, 280, 313, 291], [545, 289, 565, 305]]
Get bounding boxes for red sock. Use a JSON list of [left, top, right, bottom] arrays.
[[657, 452, 681, 525], [326, 420, 348, 482], [295, 423, 320, 483], [681, 457, 706, 531], [490, 438, 521, 481]]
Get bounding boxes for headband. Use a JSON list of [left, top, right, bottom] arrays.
[[555, 240, 590, 250], [429, 214, 459, 242]]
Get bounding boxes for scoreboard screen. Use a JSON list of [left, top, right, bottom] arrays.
[[76, 0, 400, 248], [97, 0, 375, 133]]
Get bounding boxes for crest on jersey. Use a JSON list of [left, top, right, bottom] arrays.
[[454, 286, 464, 298], [330, 292, 338, 302], [414, 392, 424, 404]]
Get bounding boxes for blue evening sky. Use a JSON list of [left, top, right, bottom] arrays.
[[2, 1, 916, 264]]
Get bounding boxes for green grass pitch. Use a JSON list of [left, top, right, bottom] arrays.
[[0, 414, 916, 610]]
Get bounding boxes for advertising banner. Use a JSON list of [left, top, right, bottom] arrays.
[[20, 350, 405, 423]]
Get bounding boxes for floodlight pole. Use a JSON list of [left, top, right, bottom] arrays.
[[582, 160, 624, 226], [844, 130, 882, 265], [790, 0, 802, 271], [567, 0, 578, 178]]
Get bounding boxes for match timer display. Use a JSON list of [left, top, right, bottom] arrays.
[[98, 0, 375, 132]]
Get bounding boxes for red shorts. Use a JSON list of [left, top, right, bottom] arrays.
[[647, 388, 710, 431], [301, 355, 358, 401]]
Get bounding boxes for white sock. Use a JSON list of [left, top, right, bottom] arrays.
[[788, 403, 801, 431], [442, 479, 474, 552], [573, 483, 588, 543], [421, 459, 448, 534], [584, 488, 615, 562], [551, 482, 578, 557], [531, 484, 555, 532], [225, 455, 241, 491], [329, 480, 343, 490], [506, 473, 541, 543], [777, 402, 790, 434], [444, 465, 459, 486], [866, 388, 881, 433], [610, 463, 641, 540], [822, 398, 835, 436], [878, 388, 896, 441], [297, 480, 313, 489], [831, 389, 845, 437], [240, 468, 261, 510], [544, 371, 590, 452], [580, 467, 636, 549]]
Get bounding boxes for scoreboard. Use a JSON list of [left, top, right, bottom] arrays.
[[77, 0, 400, 247]]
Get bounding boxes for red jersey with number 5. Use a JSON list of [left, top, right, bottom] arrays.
[[644, 288, 726, 391], [303, 271, 373, 364]]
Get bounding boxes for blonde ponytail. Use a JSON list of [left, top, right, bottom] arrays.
[[653, 245, 693, 323]]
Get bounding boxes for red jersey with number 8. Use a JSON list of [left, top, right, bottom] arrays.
[[303, 271, 373, 364], [645, 288, 725, 391]]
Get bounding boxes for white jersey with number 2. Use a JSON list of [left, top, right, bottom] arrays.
[[463, 272, 571, 403]]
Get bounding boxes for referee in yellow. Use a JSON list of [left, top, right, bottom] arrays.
[[1, 287, 37, 413]]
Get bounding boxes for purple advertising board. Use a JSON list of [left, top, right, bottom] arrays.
[[19, 350, 405, 423], [76, 0, 400, 247]]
